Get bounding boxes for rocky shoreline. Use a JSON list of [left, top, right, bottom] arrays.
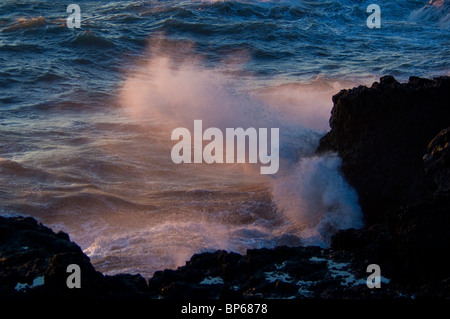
[[1, 76, 449, 299]]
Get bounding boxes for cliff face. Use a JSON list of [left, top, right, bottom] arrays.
[[323, 76, 450, 287], [317, 75, 450, 225]]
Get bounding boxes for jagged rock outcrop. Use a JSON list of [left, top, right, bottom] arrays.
[[317, 75, 450, 225], [1, 216, 411, 299], [148, 246, 409, 299], [324, 77, 450, 289], [0, 216, 151, 299]]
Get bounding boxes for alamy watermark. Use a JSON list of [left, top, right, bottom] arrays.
[[367, 4, 381, 28], [66, 4, 81, 29], [366, 264, 382, 288], [171, 120, 279, 175], [64, 3, 381, 31], [66, 263, 81, 288]]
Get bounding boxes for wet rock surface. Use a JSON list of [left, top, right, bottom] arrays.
[[0, 216, 150, 299], [148, 246, 409, 299], [317, 75, 450, 225], [317, 75, 450, 297], [0, 219, 410, 300]]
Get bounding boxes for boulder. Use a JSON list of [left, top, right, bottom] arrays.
[[0, 216, 152, 299]]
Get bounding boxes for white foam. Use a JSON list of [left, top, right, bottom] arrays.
[[309, 256, 391, 287], [83, 221, 291, 278], [14, 276, 45, 292], [274, 261, 287, 270], [31, 44, 364, 278], [264, 271, 294, 283], [327, 261, 356, 286], [409, 1, 450, 28], [273, 154, 364, 247], [296, 280, 316, 297], [199, 276, 224, 285]]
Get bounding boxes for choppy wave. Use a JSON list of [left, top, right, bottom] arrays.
[[0, 16, 47, 32], [410, 0, 450, 28], [272, 154, 363, 247], [84, 220, 297, 277], [68, 31, 116, 48], [0, 158, 54, 180]]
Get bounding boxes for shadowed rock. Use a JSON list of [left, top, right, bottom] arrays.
[[424, 127, 450, 193], [0, 216, 152, 299], [317, 75, 450, 225]]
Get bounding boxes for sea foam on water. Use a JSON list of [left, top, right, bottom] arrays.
[[116, 44, 364, 265]]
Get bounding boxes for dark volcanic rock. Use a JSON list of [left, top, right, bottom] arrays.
[[424, 127, 450, 193], [324, 78, 450, 290], [1, 214, 448, 299], [0, 216, 152, 299], [332, 193, 450, 287], [389, 127, 450, 284], [147, 245, 410, 299], [392, 193, 450, 284], [317, 75, 450, 225]]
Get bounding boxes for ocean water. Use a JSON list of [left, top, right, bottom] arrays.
[[0, 0, 448, 278]]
